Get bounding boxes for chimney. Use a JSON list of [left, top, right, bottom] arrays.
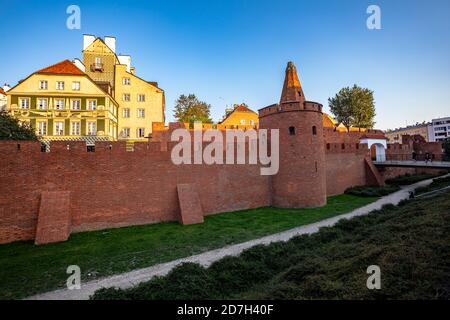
[[118, 55, 131, 73], [280, 61, 305, 104], [104, 36, 116, 53], [83, 34, 96, 50], [3, 84, 11, 92]]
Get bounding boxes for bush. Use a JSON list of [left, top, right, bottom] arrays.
[[0, 111, 38, 140], [385, 173, 443, 186], [415, 175, 450, 195], [344, 185, 400, 197]]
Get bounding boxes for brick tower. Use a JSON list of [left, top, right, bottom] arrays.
[[259, 62, 326, 208]]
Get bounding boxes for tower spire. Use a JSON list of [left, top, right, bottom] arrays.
[[280, 61, 305, 104]]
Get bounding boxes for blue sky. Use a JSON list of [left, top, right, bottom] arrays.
[[0, 0, 449, 129]]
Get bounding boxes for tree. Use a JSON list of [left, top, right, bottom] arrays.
[[443, 139, 450, 161], [173, 94, 212, 124], [328, 84, 376, 132], [0, 111, 38, 140]]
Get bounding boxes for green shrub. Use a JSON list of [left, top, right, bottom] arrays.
[[385, 173, 443, 186], [415, 175, 450, 195], [344, 185, 400, 197]]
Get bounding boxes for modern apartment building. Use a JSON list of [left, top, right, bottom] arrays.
[[428, 117, 450, 142], [6, 60, 119, 144], [82, 35, 165, 142]]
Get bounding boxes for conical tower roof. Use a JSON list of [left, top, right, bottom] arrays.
[[280, 61, 305, 104]]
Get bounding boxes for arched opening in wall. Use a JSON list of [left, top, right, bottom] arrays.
[[370, 143, 386, 162], [312, 126, 317, 135], [289, 126, 296, 135]]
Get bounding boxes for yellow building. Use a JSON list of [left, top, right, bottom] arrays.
[[384, 123, 430, 143], [6, 60, 118, 145], [218, 104, 258, 129], [322, 113, 368, 132], [82, 35, 165, 141]]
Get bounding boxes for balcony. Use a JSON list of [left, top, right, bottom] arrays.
[[90, 63, 104, 72]]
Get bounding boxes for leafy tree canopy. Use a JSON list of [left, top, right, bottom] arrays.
[[328, 84, 376, 132], [173, 94, 212, 124], [0, 111, 38, 140], [443, 139, 450, 161]]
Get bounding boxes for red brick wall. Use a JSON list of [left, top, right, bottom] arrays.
[[0, 140, 270, 244], [325, 143, 369, 195], [378, 167, 446, 180]]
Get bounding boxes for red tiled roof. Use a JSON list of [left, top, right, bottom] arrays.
[[35, 60, 85, 75], [360, 134, 387, 140], [234, 104, 256, 113], [0, 87, 5, 95]]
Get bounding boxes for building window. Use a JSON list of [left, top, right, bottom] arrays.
[[123, 77, 131, 85], [123, 108, 130, 118], [71, 122, 81, 135], [39, 80, 48, 90], [72, 81, 80, 91], [137, 94, 145, 102], [37, 98, 48, 110], [55, 99, 65, 110], [54, 121, 64, 136], [87, 121, 96, 135], [95, 57, 102, 64], [123, 128, 130, 138], [123, 94, 131, 102], [71, 99, 81, 110], [250, 119, 255, 125], [312, 126, 317, 135], [37, 121, 47, 135], [56, 81, 65, 90], [19, 98, 30, 109], [87, 99, 97, 110], [240, 119, 246, 125], [289, 126, 296, 135], [137, 128, 145, 138], [137, 108, 145, 118]]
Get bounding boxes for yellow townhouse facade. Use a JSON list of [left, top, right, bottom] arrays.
[[82, 35, 165, 141], [6, 60, 119, 145], [218, 104, 259, 130]]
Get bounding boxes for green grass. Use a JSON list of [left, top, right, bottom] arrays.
[[92, 191, 450, 300], [0, 194, 376, 300]]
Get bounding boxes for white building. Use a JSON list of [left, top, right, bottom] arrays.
[[428, 116, 450, 142]]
